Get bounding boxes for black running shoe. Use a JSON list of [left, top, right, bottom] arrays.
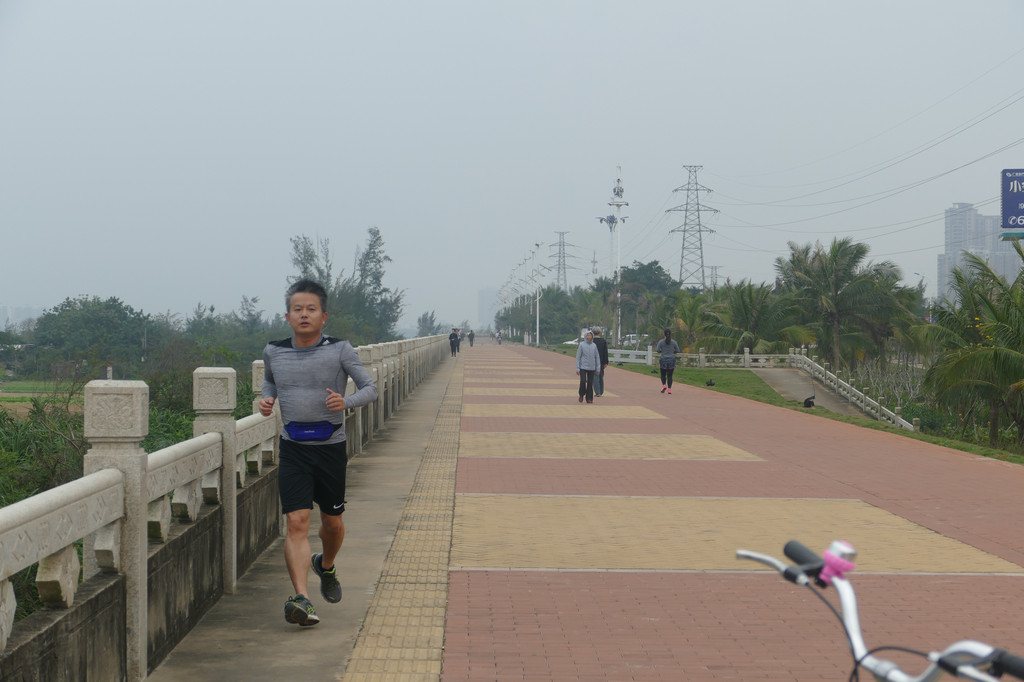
[[284, 594, 320, 626], [312, 553, 342, 603]]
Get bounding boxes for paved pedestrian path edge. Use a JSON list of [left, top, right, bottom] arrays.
[[342, 358, 463, 681]]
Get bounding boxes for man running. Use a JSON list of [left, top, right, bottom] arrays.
[[259, 279, 378, 626]]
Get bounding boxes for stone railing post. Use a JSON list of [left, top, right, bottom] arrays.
[[192, 367, 238, 594], [743, 347, 750, 368], [370, 344, 385, 430], [252, 360, 278, 467], [82, 380, 149, 682], [384, 343, 397, 416], [358, 347, 375, 445], [251, 360, 264, 416]]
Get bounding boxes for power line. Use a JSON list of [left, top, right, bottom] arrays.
[[710, 45, 1024, 185]]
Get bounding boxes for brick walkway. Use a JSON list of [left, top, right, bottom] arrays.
[[153, 343, 1024, 681], [361, 344, 1024, 682]]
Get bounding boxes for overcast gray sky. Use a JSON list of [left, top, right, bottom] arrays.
[[2, 1, 1022, 333]]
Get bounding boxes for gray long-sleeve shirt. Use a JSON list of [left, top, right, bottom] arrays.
[[575, 340, 601, 371], [262, 335, 378, 444]]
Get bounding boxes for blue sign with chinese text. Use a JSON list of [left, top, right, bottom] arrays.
[[1003, 169, 1024, 232]]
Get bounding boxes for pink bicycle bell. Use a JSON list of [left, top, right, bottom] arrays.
[[820, 540, 857, 585]]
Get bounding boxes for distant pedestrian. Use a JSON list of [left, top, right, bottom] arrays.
[[259, 279, 378, 627], [592, 327, 609, 397], [575, 329, 600, 403], [656, 328, 681, 394], [449, 328, 459, 357], [468, 330, 475, 347], [496, 330, 502, 345]]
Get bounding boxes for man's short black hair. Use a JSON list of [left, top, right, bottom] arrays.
[[286, 279, 328, 312]]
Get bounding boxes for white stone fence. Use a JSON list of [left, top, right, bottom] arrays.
[[0, 334, 448, 681], [786, 350, 915, 430], [612, 345, 914, 430], [610, 345, 789, 369]]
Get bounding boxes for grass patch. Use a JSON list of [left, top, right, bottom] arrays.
[[0, 380, 62, 394]]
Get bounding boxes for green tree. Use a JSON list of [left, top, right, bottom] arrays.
[[287, 229, 404, 344], [702, 281, 813, 353], [417, 310, 446, 336], [921, 247, 1024, 446], [33, 296, 150, 375], [774, 238, 908, 368], [620, 260, 678, 295], [671, 290, 710, 352], [353, 227, 405, 341]]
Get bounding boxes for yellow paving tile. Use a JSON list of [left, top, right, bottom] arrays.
[[458, 433, 759, 460], [462, 404, 667, 419], [464, 387, 616, 397], [464, 378, 570, 385], [467, 362, 548, 368], [451, 496, 1023, 574]]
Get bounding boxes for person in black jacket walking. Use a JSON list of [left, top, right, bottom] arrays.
[[449, 328, 459, 357], [592, 327, 609, 397]]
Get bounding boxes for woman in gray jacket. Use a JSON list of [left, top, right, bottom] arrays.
[[575, 329, 600, 403]]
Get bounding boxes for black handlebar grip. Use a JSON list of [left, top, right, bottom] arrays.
[[992, 649, 1024, 679], [783, 541, 821, 566]]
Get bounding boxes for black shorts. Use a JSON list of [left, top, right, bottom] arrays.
[[278, 439, 348, 516]]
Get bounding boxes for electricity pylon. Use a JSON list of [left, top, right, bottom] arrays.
[[552, 231, 577, 291], [666, 165, 717, 291]]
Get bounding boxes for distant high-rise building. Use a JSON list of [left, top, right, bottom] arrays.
[[937, 203, 1020, 297], [0, 304, 44, 330], [478, 287, 498, 331]]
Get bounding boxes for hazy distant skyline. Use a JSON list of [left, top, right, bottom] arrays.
[[2, 1, 1022, 332]]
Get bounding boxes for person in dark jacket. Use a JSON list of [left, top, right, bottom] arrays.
[[656, 328, 681, 394], [449, 328, 459, 357], [592, 327, 609, 397]]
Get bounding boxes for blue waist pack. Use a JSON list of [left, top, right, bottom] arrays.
[[284, 421, 342, 442]]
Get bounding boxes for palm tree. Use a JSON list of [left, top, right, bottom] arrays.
[[921, 246, 1024, 446], [775, 237, 907, 368], [671, 290, 710, 353], [701, 280, 814, 354]]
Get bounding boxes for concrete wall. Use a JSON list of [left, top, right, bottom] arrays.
[[0, 574, 126, 681], [146, 503, 223, 673]]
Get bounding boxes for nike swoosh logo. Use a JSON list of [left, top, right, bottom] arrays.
[[333, 504, 343, 510]]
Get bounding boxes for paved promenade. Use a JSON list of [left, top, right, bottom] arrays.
[[152, 342, 1024, 681]]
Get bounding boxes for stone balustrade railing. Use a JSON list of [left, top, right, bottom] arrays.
[[611, 346, 791, 369], [787, 350, 914, 430], [608, 345, 913, 430], [0, 334, 448, 681]]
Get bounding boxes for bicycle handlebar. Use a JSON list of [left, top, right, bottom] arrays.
[[992, 650, 1024, 680], [736, 541, 1024, 681]]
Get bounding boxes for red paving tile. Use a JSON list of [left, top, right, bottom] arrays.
[[444, 346, 1024, 681], [443, 571, 1024, 682]]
